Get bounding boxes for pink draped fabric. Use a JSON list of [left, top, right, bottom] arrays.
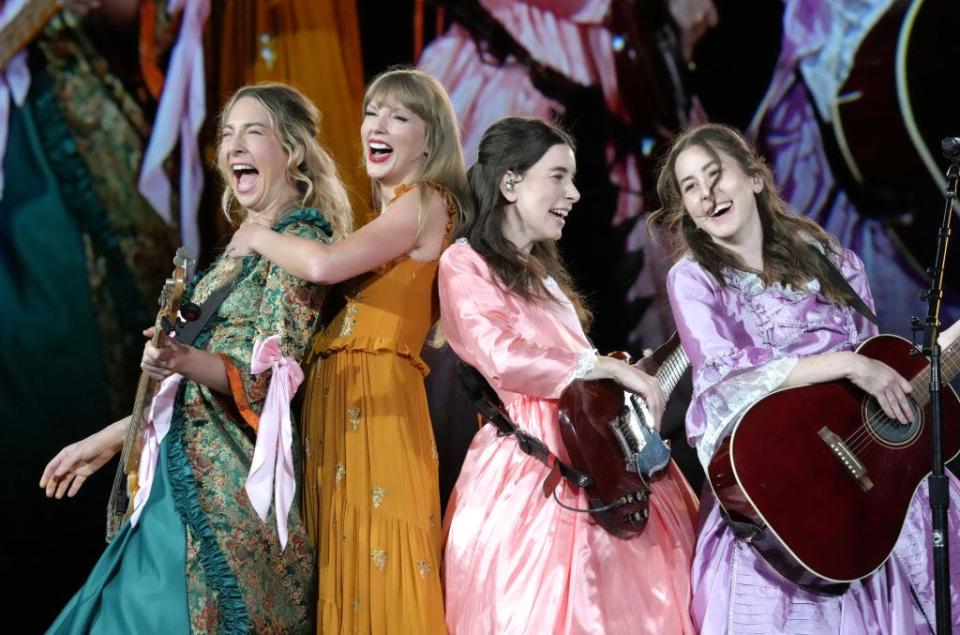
[[439, 241, 699, 634], [0, 0, 30, 200], [137, 0, 209, 256], [130, 335, 304, 551], [418, 1, 633, 206], [244, 334, 304, 551], [130, 372, 183, 527]]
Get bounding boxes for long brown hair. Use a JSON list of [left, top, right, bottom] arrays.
[[649, 123, 850, 304], [363, 68, 473, 235], [461, 117, 592, 327], [218, 83, 353, 239]]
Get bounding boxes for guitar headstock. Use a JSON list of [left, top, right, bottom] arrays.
[[154, 247, 196, 338]]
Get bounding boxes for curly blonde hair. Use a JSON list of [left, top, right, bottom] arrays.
[[218, 83, 352, 239]]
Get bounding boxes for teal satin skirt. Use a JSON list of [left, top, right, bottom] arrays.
[[47, 439, 190, 634]]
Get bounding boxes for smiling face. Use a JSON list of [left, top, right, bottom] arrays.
[[361, 99, 428, 196], [218, 97, 299, 220], [502, 144, 580, 253], [674, 143, 764, 250]]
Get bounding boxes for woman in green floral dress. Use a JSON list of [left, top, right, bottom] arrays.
[[39, 83, 352, 633]]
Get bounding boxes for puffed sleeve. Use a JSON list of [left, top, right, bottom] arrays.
[[438, 242, 597, 400], [221, 212, 332, 429], [836, 248, 880, 342], [667, 259, 798, 468]]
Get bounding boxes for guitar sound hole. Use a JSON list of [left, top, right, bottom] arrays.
[[863, 398, 922, 446]]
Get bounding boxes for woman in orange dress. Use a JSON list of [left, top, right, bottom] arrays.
[[227, 68, 471, 633]]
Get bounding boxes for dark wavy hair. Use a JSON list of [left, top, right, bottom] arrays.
[[648, 123, 849, 304], [459, 117, 592, 327]]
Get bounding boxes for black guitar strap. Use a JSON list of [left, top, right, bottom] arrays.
[[456, 362, 593, 494], [811, 245, 885, 331], [173, 279, 238, 346]]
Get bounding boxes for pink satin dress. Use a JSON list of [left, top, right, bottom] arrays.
[[438, 240, 699, 635]]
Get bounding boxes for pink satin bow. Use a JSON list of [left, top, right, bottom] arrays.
[[245, 335, 304, 550], [129, 372, 183, 527]]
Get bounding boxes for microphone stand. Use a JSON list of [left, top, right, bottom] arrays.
[[915, 141, 958, 633]]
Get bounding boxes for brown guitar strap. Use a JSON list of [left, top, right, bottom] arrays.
[[811, 246, 885, 331]]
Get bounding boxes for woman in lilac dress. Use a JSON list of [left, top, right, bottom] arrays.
[[654, 123, 960, 633], [439, 117, 700, 634]]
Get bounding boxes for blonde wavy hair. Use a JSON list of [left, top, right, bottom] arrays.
[[362, 68, 472, 235], [218, 82, 352, 239]]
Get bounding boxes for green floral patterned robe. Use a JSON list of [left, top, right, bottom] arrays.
[[49, 208, 331, 634]]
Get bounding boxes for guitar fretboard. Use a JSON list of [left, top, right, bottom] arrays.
[[908, 341, 960, 407], [656, 344, 689, 395]]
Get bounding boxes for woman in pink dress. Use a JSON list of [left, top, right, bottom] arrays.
[[438, 116, 700, 634]]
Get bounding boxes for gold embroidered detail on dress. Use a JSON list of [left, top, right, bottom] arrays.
[[347, 407, 361, 431], [371, 485, 385, 509], [431, 440, 439, 461], [335, 463, 345, 483], [339, 304, 359, 337], [352, 598, 361, 611], [416, 560, 433, 579], [428, 514, 436, 528], [371, 548, 387, 571]]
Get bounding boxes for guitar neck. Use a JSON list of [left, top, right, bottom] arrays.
[[118, 371, 157, 472], [0, 0, 61, 70], [911, 342, 960, 407], [656, 346, 690, 396]]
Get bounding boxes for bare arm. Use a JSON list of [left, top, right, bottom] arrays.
[[40, 416, 130, 498], [141, 329, 230, 394], [782, 351, 914, 424], [226, 189, 446, 284]]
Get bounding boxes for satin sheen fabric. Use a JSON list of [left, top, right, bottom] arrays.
[[668, 251, 960, 633], [439, 241, 699, 635]]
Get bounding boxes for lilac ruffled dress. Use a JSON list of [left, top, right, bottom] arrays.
[[667, 250, 960, 634]]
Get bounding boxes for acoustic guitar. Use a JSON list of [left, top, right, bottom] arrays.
[[709, 334, 960, 590], [0, 0, 61, 71], [105, 246, 193, 541], [558, 333, 688, 539]]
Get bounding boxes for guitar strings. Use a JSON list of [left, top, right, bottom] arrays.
[[846, 351, 958, 456], [841, 349, 958, 458]]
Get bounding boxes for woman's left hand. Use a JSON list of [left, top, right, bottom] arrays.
[[939, 318, 960, 350], [141, 328, 192, 380]]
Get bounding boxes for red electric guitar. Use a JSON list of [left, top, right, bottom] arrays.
[[709, 334, 960, 590]]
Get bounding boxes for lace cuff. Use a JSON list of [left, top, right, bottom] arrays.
[[569, 348, 599, 384], [696, 356, 798, 469]]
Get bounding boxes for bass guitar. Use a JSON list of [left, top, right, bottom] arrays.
[[558, 332, 689, 539], [105, 246, 194, 541], [709, 334, 960, 590]]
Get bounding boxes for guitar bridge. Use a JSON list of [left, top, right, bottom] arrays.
[[818, 427, 874, 492]]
